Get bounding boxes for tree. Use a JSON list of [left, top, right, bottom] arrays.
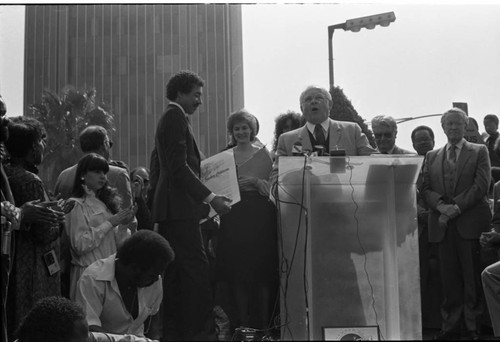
[[329, 86, 376, 148], [28, 86, 115, 193]]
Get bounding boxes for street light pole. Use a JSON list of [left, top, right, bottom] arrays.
[[328, 23, 346, 89], [328, 12, 396, 90]]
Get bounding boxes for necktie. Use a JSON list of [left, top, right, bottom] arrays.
[[314, 124, 326, 147], [448, 145, 457, 165]]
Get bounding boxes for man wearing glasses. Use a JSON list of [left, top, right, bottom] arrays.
[[274, 85, 376, 159], [371, 115, 413, 154]]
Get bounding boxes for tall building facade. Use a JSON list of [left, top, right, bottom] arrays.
[[24, 4, 244, 169]]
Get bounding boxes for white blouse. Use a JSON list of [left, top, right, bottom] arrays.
[[65, 190, 132, 269]]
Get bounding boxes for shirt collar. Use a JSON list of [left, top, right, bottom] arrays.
[[169, 101, 187, 116], [306, 119, 330, 135], [95, 254, 117, 282], [447, 138, 465, 151]]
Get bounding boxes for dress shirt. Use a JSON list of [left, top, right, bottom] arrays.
[[76, 254, 163, 337], [306, 119, 329, 141], [446, 139, 465, 161]]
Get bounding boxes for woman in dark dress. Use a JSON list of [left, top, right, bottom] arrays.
[[216, 109, 278, 333]]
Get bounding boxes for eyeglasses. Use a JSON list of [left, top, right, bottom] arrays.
[[302, 94, 328, 104], [374, 133, 394, 139], [104, 140, 114, 148]]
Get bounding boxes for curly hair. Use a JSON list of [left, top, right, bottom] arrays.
[[166, 70, 205, 101], [226, 109, 258, 147], [272, 110, 304, 151], [72, 153, 121, 213], [16, 296, 86, 342], [4, 116, 46, 158], [117, 230, 175, 269]]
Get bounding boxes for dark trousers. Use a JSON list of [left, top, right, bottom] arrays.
[[438, 221, 484, 332], [1, 254, 10, 342], [159, 220, 216, 341]]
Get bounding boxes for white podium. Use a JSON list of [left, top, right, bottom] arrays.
[[276, 155, 423, 340]]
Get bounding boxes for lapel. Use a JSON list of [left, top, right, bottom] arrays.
[[434, 146, 446, 191], [328, 120, 343, 151], [296, 126, 313, 153], [454, 141, 472, 189]]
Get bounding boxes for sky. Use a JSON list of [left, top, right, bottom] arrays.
[[1, 2, 499, 152]]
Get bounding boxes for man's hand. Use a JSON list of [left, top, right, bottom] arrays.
[[438, 214, 450, 229], [436, 203, 460, 219], [480, 231, 500, 248], [21, 200, 64, 225], [210, 195, 232, 216]]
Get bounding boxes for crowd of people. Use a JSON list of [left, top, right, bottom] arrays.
[[1, 70, 499, 342]]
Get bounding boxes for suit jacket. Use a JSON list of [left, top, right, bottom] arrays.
[[270, 119, 376, 182], [423, 140, 491, 242], [276, 118, 376, 157], [54, 161, 133, 209], [150, 104, 211, 222]]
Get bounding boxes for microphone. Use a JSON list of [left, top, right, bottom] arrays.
[[292, 141, 304, 156]]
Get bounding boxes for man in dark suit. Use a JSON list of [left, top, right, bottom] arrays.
[[150, 70, 231, 341], [423, 108, 491, 340]]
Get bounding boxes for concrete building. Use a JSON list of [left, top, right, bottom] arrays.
[[24, 4, 244, 168]]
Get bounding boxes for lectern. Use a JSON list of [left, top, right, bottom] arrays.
[[276, 155, 423, 340]]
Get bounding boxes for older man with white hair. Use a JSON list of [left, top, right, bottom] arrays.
[[423, 107, 491, 340], [371, 115, 413, 154], [275, 85, 376, 158]]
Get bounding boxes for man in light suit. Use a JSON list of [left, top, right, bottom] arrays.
[[150, 70, 231, 341], [372, 115, 413, 154], [423, 108, 491, 340], [274, 85, 376, 159], [54, 126, 133, 208]]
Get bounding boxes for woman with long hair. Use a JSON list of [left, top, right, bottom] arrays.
[[65, 153, 136, 300]]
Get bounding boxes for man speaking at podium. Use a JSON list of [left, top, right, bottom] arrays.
[[274, 85, 375, 159]]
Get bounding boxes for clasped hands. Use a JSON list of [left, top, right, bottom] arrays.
[[436, 202, 460, 228], [238, 176, 269, 197]]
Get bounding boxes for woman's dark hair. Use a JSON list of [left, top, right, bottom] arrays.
[[272, 110, 304, 151], [16, 296, 86, 342], [117, 230, 175, 269], [226, 109, 257, 147], [166, 70, 205, 101], [4, 116, 46, 158], [72, 153, 121, 213]]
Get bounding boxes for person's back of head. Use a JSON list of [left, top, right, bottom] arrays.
[[5, 116, 46, 159], [79, 125, 108, 154], [16, 296, 89, 342]]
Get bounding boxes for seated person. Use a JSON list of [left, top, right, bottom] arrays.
[[14, 296, 89, 342], [481, 181, 500, 337], [130, 167, 153, 230], [75, 230, 174, 339], [14, 296, 158, 342]]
